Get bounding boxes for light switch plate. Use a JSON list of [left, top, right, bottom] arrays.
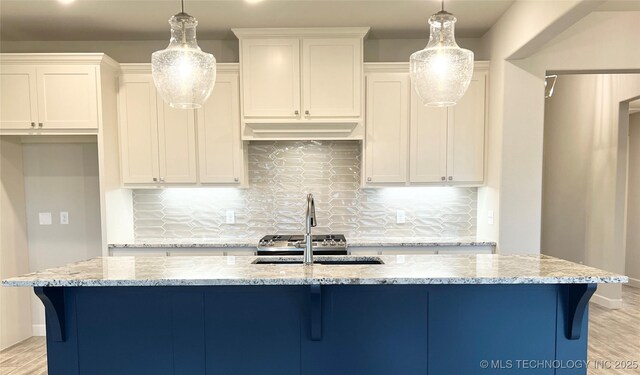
[[60, 212, 69, 225], [396, 210, 406, 224], [39, 212, 52, 225], [226, 210, 235, 224]]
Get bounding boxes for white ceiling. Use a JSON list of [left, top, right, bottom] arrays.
[[0, 0, 516, 41]]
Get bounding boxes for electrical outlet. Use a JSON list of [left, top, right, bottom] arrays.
[[60, 211, 69, 225], [396, 210, 406, 224], [39, 212, 52, 225], [487, 210, 494, 225], [226, 210, 235, 224]]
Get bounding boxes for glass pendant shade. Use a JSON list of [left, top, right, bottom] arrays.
[[152, 12, 216, 109], [410, 11, 474, 107]]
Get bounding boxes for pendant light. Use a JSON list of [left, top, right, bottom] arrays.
[[410, 0, 474, 107], [152, 0, 216, 109]]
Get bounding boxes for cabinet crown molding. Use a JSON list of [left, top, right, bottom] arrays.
[[232, 27, 370, 39], [0, 53, 119, 71], [364, 61, 490, 73], [119, 63, 239, 75]]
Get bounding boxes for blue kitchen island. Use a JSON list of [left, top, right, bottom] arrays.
[[2, 254, 626, 375]]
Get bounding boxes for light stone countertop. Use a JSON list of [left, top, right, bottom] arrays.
[[108, 236, 496, 249], [2, 254, 626, 287]]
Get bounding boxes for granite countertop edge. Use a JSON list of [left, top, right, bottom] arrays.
[[3, 276, 628, 288], [108, 239, 498, 248], [2, 254, 627, 287]]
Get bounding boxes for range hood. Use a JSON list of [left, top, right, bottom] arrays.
[[241, 119, 363, 141]]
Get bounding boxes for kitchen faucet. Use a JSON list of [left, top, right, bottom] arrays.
[[304, 193, 317, 265]]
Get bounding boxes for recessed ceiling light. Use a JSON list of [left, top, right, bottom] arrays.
[[58, 0, 76, 4], [245, 0, 264, 4]]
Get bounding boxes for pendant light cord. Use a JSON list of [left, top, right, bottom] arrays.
[[181, 0, 184, 13], [441, 0, 444, 12]]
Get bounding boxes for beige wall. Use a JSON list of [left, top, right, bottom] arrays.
[[541, 74, 597, 264], [0, 38, 486, 63], [477, 6, 640, 305], [0, 137, 32, 350], [22, 142, 102, 329], [541, 74, 640, 274], [627, 112, 640, 286]]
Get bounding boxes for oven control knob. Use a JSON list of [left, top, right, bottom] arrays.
[[267, 240, 274, 246], [329, 240, 337, 246]]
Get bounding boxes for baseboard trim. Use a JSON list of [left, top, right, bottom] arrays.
[[32, 324, 46, 337], [590, 293, 623, 309], [627, 277, 640, 289]]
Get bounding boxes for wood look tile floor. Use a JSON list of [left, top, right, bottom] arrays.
[[1, 286, 638, 375]]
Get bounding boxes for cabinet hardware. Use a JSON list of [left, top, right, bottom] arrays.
[[152, 177, 158, 182], [294, 110, 299, 115], [448, 176, 453, 181], [305, 110, 310, 116], [367, 177, 372, 182], [31, 122, 36, 128], [234, 177, 239, 182], [38, 122, 43, 128], [441, 176, 446, 181]]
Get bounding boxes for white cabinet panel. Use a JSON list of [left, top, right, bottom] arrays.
[[118, 75, 160, 184], [409, 69, 487, 185], [36, 66, 98, 129], [364, 73, 409, 184], [0, 66, 38, 129], [302, 38, 361, 118], [241, 39, 300, 118], [157, 102, 197, 183], [410, 92, 448, 183], [447, 72, 486, 184], [197, 72, 244, 184]]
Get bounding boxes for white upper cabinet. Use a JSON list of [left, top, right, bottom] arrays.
[[364, 62, 488, 187], [118, 74, 160, 184], [157, 101, 197, 184], [302, 38, 361, 118], [197, 71, 245, 185], [410, 68, 487, 185], [119, 73, 196, 185], [410, 99, 448, 183], [364, 72, 409, 184], [241, 39, 300, 118], [0, 56, 105, 131], [36, 65, 98, 129], [0, 66, 38, 130], [233, 28, 369, 140], [118, 65, 246, 187], [446, 71, 487, 184]]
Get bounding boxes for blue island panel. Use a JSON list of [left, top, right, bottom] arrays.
[[428, 285, 558, 374], [38, 283, 593, 375], [204, 286, 305, 375], [302, 285, 429, 375]]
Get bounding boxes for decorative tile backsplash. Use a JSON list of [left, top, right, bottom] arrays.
[[133, 141, 477, 241]]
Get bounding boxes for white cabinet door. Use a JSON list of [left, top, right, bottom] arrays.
[[118, 75, 160, 184], [36, 66, 99, 129], [364, 73, 409, 184], [409, 89, 448, 183], [197, 72, 244, 184], [0, 66, 38, 130], [157, 101, 197, 184], [241, 39, 300, 118], [447, 71, 486, 184], [302, 38, 361, 118]]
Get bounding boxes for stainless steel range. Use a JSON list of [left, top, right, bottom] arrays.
[[257, 234, 348, 256]]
